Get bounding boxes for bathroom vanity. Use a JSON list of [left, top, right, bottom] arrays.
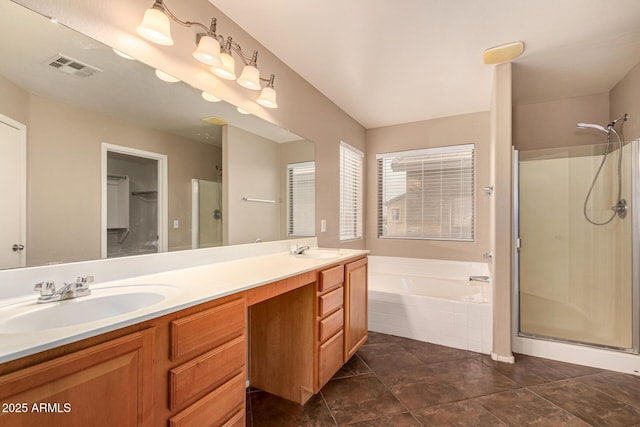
[[0, 249, 368, 427]]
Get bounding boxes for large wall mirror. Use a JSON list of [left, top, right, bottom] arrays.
[[0, 0, 315, 269]]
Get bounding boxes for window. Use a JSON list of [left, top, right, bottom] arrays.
[[340, 141, 363, 241], [377, 144, 474, 241], [287, 161, 315, 237]]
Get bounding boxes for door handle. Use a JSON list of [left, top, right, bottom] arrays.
[[12, 244, 25, 252]]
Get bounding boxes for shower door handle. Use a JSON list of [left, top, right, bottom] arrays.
[[12, 244, 25, 252]]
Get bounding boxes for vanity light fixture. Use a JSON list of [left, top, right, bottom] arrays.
[[202, 91, 222, 102], [155, 69, 180, 82], [256, 74, 278, 108], [137, 0, 278, 107], [113, 48, 135, 60], [236, 106, 250, 115]]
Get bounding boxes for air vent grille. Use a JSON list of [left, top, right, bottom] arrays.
[[44, 54, 102, 78]]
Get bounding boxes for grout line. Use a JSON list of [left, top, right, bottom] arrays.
[[319, 390, 339, 426]]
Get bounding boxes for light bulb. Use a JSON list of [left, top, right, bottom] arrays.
[[137, 6, 174, 46], [237, 64, 261, 90], [202, 92, 221, 102], [193, 35, 222, 67], [211, 52, 236, 80], [155, 69, 180, 82], [257, 86, 278, 108]]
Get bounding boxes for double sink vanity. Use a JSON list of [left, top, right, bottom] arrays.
[[0, 244, 369, 426]]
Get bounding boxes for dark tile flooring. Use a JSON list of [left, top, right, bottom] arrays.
[[246, 332, 640, 426]]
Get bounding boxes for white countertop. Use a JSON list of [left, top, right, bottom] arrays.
[[0, 248, 368, 364]]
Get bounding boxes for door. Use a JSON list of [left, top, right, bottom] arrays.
[[0, 114, 26, 268], [101, 143, 168, 258], [344, 257, 368, 361]]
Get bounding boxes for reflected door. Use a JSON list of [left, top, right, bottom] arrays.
[[192, 179, 222, 249], [0, 115, 26, 268]]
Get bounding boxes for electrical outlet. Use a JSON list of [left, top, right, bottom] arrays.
[[320, 219, 326, 233], [173, 220, 179, 229]]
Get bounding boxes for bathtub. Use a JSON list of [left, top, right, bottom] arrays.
[[368, 256, 493, 354]]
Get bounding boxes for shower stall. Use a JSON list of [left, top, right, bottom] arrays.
[[514, 134, 638, 352]]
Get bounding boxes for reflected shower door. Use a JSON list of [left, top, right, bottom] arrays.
[[192, 179, 223, 249], [517, 141, 635, 350]]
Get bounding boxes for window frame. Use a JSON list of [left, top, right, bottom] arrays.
[[377, 143, 475, 242], [339, 141, 364, 241], [287, 160, 316, 238]]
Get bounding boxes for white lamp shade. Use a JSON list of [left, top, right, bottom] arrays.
[[236, 107, 250, 115], [211, 52, 236, 80], [137, 7, 174, 46], [202, 91, 221, 102], [257, 86, 278, 108], [237, 65, 261, 90], [155, 69, 180, 82], [193, 36, 222, 67]]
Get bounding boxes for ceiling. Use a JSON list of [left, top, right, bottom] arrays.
[[209, 0, 640, 129]]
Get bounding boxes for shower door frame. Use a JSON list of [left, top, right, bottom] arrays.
[[512, 141, 639, 355]]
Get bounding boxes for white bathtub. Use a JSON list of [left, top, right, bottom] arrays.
[[368, 256, 493, 354]]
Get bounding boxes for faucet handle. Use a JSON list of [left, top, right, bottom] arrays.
[[75, 276, 94, 289], [34, 281, 56, 296]]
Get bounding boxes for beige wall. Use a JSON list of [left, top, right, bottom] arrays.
[[15, 0, 367, 250], [610, 61, 640, 140], [0, 74, 29, 124], [513, 93, 609, 151], [223, 125, 281, 245], [26, 94, 219, 265], [365, 112, 490, 262]]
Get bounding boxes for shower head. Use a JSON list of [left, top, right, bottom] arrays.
[[576, 123, 609, 133]]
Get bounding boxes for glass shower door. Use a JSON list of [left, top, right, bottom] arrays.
[[516, 141, 636, 351]]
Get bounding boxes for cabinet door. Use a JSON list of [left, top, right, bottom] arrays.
[[0, 329, 154, 427], [344, 257, 368, 361]]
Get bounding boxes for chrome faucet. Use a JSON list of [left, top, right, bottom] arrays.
[[469, 275, 490, 283], [34, 276, 93, 303], [290, 245, 310, 255]]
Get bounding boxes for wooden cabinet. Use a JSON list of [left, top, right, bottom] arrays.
[[0, 254, 367, 422], [316, 264, 345, 390], [344, 257, 368, 361], [168, 298, 246, 427], [0, 329, 154, 427], [249, 257, 368, 404]]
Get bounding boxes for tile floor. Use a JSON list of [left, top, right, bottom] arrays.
[[246, 332, 640, 426]]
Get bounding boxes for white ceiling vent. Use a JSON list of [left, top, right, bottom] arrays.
[[44, 54, 102, 78]]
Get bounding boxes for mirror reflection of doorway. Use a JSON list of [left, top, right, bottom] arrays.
[[0, 114, 26, 268], [191, 179, 223, 249], [101, 143, 167, 258]]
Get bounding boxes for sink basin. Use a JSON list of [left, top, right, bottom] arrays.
[[0, 284, 180, 333], [296, 250, 342, 259]]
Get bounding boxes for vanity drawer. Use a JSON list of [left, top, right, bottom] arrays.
[[169, 335, 245, 410], [318, 286, 344, 317], [169, 371, 245, 427], [318, 330, 344, 388], [222, 409, 245, 427], [170, 298, 245, 360], [319, 308, 344, 343], [319, 265, 344, 292]]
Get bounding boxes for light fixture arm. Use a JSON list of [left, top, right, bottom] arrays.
[[140, 0, 279, 106], [155, 0, 216, 36]]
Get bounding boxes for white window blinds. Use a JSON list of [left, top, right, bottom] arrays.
[[340, 142, 363, 241], [287, 161, 315, 237], [377, 144, 474, 241]]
